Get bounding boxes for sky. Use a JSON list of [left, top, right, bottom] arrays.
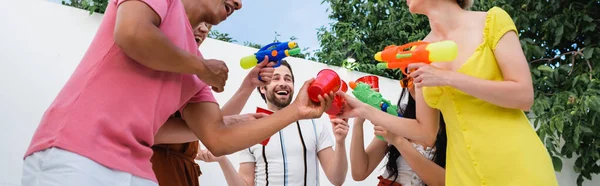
[[48, 0, 333, 53], [212, 0, 331, 52]]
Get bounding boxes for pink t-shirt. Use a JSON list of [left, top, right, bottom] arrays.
[[24, 0, 216, 182]]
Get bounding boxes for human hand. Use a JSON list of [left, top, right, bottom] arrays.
[[198, 59, 229, 92], [407, 63, 452, 88], [334, 91, 370, 119], [373, 126, 408, 145], [330, 118, 349, 143], [196, 149, 224, 162], [291, 78, 335, 119], [243, 56, 277, 87]]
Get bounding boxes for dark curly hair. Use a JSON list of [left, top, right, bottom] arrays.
[[384, 88, 447, 184]]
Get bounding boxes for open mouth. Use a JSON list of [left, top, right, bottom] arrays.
[[275, 90, 290, 96], [195, 36, 203, 44]]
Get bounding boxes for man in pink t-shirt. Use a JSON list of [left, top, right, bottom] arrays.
[[22, 0, 335, 186]]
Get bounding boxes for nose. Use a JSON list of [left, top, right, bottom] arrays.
[[199, 23, 209, 34], [232, 0, 242, 10]]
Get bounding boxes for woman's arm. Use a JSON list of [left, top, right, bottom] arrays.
[[411, 31, 533, 111], [349, 118, 389, 181], [357, 87, 440, 146], [448, 31, 533, 111]]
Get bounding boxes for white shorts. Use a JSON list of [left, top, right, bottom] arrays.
[[22, 147, 158, 186]]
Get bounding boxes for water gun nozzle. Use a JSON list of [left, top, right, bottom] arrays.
[[374, 52, 383, 61], [376, 63, 388, 69], [348, 81, 357, 90], [288, 41, 298, 49]]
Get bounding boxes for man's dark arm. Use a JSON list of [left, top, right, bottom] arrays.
[[113, 1, 208, 74]]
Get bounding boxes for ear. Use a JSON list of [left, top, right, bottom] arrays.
[[259, 86, 267, 94]]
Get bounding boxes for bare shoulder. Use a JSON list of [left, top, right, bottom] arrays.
[[465, 11, 488, 28]]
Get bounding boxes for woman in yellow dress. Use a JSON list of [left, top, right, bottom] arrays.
[[336, 0, 559, 185]]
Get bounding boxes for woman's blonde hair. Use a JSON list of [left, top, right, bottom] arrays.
[[457, 0, 474, 10]]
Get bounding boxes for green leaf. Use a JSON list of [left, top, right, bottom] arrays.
[[552, 156, 563, 171], [556, 121, 564, 133], [589, 96, 600, 113], [583, 15, 593, 22], [580, 126, 593, 134], [532, 69, 541, 76], [583, 23, 596, 32], [574, 164, 582, 173], [583, 48, 594, 60], [537, 65, 554, 73]]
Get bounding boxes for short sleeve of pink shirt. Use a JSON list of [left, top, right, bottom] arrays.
[[189, 85, 217, 103], [117, 0, 169, 22]]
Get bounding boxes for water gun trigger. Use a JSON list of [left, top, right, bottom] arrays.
[[273, 60, 282, 68]]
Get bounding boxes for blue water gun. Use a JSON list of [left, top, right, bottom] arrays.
[[240, 41, 301, 69]]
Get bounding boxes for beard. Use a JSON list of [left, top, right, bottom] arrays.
[[266, 91, 293, 109]]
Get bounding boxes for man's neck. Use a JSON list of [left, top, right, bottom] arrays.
[[181, 0, 204, 29], [266, 103, 283, 112]]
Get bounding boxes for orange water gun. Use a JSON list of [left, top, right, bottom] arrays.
[[374, 40, 458, 75]]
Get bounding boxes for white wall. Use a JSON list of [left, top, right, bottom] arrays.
[[0, 0, 597, 186]]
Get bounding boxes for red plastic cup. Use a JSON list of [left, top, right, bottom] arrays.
[[325, 94, 345, 115], [256, 107, 274, 115], [340, 80, 348, 93], [256, 107, 273, 146], [355, 75, 380, 92], [308, 69, 341, 102]]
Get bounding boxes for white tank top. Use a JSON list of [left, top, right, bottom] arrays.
[[380, 143, 436, 186]]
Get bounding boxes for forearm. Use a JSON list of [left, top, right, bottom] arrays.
[[326, 142, 348, 185], [154, 118, 197, 144], [349, 120, 369, 180], [221, 83, 255, 116], [362, 106, 434, 144], [114, 18, 206, 74], [448, 72, 533, 111], [392, 140, 445, 186], [201, 107, 301, 156], [217, 158, 251, 186]]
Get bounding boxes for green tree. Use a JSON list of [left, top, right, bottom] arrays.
[[316, 0, 599, 185], [208, 30, 238, 43], [62, 0, 107, 14]]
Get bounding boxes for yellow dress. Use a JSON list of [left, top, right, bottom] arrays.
[[423, 7, 559, 186]]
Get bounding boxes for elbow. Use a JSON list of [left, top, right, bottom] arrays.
[[351, 172, 368, 181], [517, 90, 534, 111], [203, 141, 230, 157], [201, 135, 231, 157], [113, 27, 136, 52], [330, 179, 345, 186]]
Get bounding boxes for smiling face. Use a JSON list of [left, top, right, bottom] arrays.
[[203, 0, 242, 25], [193, 22, 211, 46], [259, 63, 295, 110]]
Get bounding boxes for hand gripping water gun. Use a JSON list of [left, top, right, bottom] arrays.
[[307, 69, 347, 116], [374, 40, 458, 75], [240, 41, 302, 69], [256, 107, 274, 146], [348, 76, 401, 141]]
